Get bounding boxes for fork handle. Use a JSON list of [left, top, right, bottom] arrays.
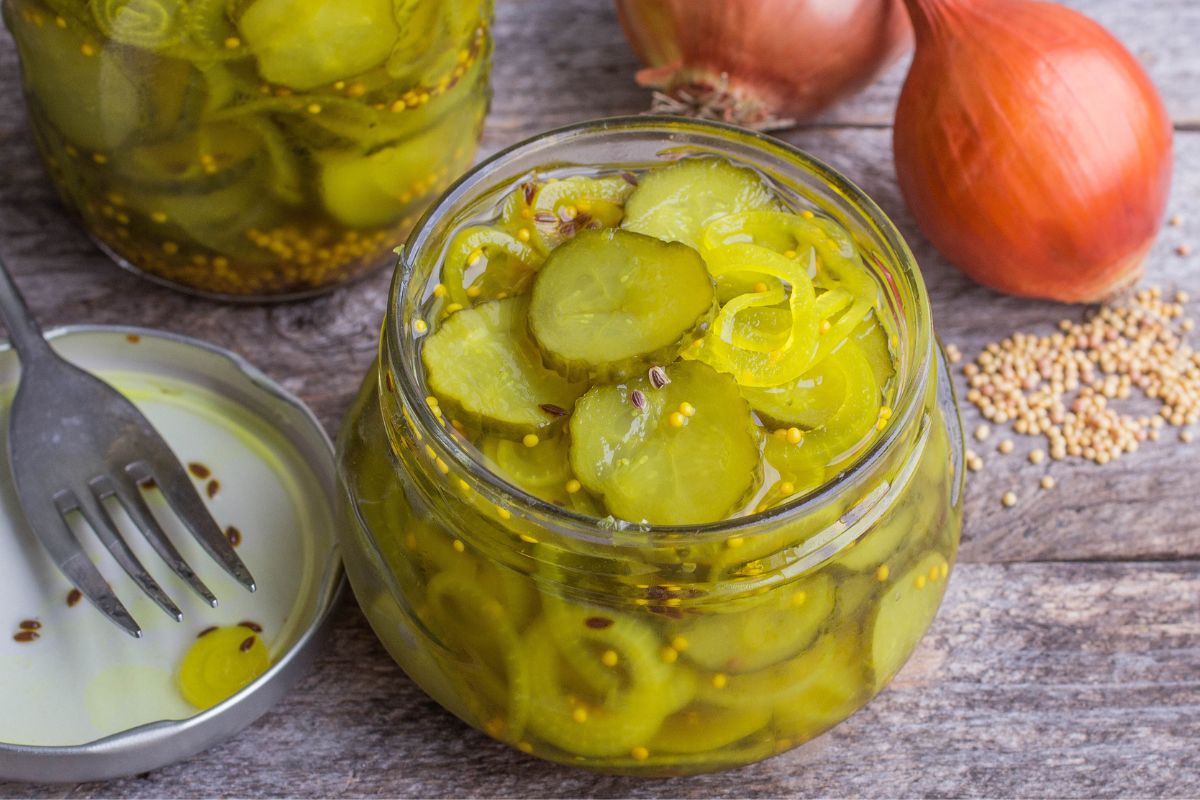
[[0, 254, 53, 361]]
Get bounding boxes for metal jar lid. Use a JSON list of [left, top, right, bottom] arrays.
[[0, 326, 344, 783]]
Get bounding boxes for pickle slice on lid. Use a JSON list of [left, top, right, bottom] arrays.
[[422, 296, 587, 436], [529, 229, 715, 381], [622, 157, 779, 250], [569, 361, 760, 525], [869, 551, 951, 686]]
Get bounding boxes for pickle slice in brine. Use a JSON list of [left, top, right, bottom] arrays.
[[569, 361, 760, 525], [479, 434, 573, 504], [869, 551, 951, 686], [440, 226, 542, 307], [762, 339, 882, 475], [320, 118, 465, 229], [529, 229, 715, 381], [422, 297, 587, 436], [622, 157, 779, 250], [528, 175, 634, 252], [772, 633, 867, 741], [8, 8, 143, 152], [852, 310, 896, 392], [237, 0, 400, 90], [649, 704, 772, 755], [680, 574, 835, 674]]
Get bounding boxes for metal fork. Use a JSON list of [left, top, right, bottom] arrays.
[[0, 257, 255, 638]]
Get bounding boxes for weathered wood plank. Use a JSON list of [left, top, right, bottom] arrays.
[[4, 561, 1197, 798]]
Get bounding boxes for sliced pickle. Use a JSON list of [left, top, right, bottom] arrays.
[[528, 229, 715, 381], [701, 210, 855, 261], [568, 361, 760, 525], [9, 11, 143, 152], [703, 210, 881, 370], [692, 244, 818, 388], [694, 633, 839, 709], [320, 117, 469, 229], [852, 310, 896, 392], [237, 0, 400, 90], [622, 157, 779, 250], [836, 502, 920, 575], [744, 352, 851, 430], [529, 175, 634, 252], [763, 339, 882, 476], [772, 633, 867, 740], [870, 551, 951, 686], [479, 434, 573, 504], [440, 226, 542, 307], [422, 297, 587, 436], [649, 704, 771, 755], [523, 619, 689, 758], [680, 574, 835, 673]]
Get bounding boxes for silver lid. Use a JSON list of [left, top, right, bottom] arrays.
[[0, 326, 343, 783]]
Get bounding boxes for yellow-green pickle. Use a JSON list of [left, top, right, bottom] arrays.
[[337, 120, 965, 775], [2, 0, 492, 298]]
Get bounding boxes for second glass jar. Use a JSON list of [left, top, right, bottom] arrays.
[[3, 0, 493, 299]]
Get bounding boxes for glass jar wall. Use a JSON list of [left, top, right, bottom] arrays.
[[336, 119, 964, 776], [3, 0, 492, 299]]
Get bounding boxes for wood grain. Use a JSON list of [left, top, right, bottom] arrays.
[[7, 562, 1199, 798], [0, 0, 1198, 796]]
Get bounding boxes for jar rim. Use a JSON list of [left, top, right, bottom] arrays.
[[386, 115, 934, 542]]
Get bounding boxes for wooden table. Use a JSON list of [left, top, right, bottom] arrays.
[[2, 1, 1198, 796]]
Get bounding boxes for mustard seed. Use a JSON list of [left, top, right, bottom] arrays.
[[1040, 475, 1056, 490], [959, 287, 1200, 467], [1001, 492, 1017, 508]]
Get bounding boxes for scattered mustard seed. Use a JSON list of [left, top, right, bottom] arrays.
[[1001, 491, 1017, 508], [1040, 476, 1056, 490], [998, 438, 1015, 455], [1182, 430, 1194, 444], [1176, 244, 1193, 257], [974, 424, 991, 442], [960, 288, 1200, 466], [1028, 448, 1046, 464]]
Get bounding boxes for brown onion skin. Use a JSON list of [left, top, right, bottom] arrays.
[[616, 0, 912, 122], [894, 0, 1173, 303]]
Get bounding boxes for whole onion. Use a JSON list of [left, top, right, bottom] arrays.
[[615, 0, 913, 128], [893, 0, 1174, 303]]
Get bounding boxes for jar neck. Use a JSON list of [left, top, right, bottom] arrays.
[[378, 116, 937, 551]]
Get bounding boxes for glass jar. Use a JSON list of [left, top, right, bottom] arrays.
[[337, 118, 964, 776], [2, 0, 492, 300]]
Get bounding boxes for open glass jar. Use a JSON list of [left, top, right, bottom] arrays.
[[2, 0, 492, 300], [337, 118, 964, 776]]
